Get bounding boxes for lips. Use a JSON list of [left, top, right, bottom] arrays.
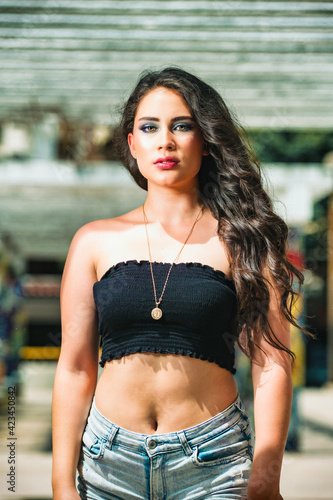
[[154, 157, 179, 170]]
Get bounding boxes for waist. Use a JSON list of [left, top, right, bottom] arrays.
[[88, 392, 247, 451], [94, 353, 238, 434]]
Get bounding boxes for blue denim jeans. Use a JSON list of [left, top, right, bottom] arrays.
[[77, 395, 253, 499]]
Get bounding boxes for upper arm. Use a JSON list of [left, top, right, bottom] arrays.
[[59, 222, 100, 372], [251, 267, 292, 381]]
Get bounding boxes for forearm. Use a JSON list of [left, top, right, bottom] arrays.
[[52, 361, 98, 496], [248, 361, 293, 499]]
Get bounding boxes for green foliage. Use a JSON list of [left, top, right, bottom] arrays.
[[248, 130, 333, 163]]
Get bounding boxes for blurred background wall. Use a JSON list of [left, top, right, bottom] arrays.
[[0, 1, 332, 497]]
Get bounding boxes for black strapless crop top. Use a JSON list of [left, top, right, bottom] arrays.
[[93, 260, 239, 374]]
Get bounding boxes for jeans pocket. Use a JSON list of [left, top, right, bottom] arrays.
[[81, 423, 105, 460], [191, 426, 250, 467]]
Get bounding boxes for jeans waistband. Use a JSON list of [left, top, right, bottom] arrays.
[[86, 394, 247, 456]]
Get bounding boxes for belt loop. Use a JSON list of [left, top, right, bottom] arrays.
[[234, 395, 248, 418], [234, 393, 242, 410], [106, 425, 118, 450], [177, 431, 192, 456]]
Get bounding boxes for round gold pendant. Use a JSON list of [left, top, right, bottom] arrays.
[[151, 307, 162, 320]]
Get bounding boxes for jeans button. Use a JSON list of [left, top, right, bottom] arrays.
[[148, 439, 157, 450]]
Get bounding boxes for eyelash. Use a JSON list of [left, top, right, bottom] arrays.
[[139, 123, 194, 133], [174, 123, 194, 132], [140, 124, 158, 133]]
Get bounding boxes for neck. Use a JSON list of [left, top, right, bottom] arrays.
[[143, 183, 203, 226]]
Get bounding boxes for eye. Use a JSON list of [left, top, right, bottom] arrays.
[[173, 122, 194, 132], [140, 123, 158, 133]]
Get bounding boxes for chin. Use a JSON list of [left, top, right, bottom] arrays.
[[151, 171, 199, 187]]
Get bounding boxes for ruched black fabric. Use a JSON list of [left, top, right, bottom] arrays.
[[93, 260, 239, 374]]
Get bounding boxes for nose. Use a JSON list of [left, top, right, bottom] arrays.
[[158, 127, 175, 151]]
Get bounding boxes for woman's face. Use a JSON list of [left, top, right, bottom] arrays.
[[127, 87, 207, 190]]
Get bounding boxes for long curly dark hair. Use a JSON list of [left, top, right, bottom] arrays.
[[115, 66, 308, 360]]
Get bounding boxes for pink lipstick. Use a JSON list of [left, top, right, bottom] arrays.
[[154, 157, 179, 170]]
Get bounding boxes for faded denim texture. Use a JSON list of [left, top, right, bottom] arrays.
[[77, 395, 253, 499]]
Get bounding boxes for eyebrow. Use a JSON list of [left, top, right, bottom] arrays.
[[137, 115, 194, 122]]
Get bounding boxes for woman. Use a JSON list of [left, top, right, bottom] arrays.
[[52, 67, 305, 500]]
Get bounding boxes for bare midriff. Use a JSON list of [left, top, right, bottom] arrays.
[[94, 353, 238, 435]]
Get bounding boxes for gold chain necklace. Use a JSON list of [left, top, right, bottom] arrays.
[[142, 203, 204, 320]]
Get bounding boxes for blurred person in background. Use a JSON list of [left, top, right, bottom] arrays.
[[52, 67, 308, 500], [0, 233, 26, 403]]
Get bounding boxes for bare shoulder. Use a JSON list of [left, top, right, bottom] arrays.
[[72, 207, 142, 244], [67, 207, 143, 274]]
